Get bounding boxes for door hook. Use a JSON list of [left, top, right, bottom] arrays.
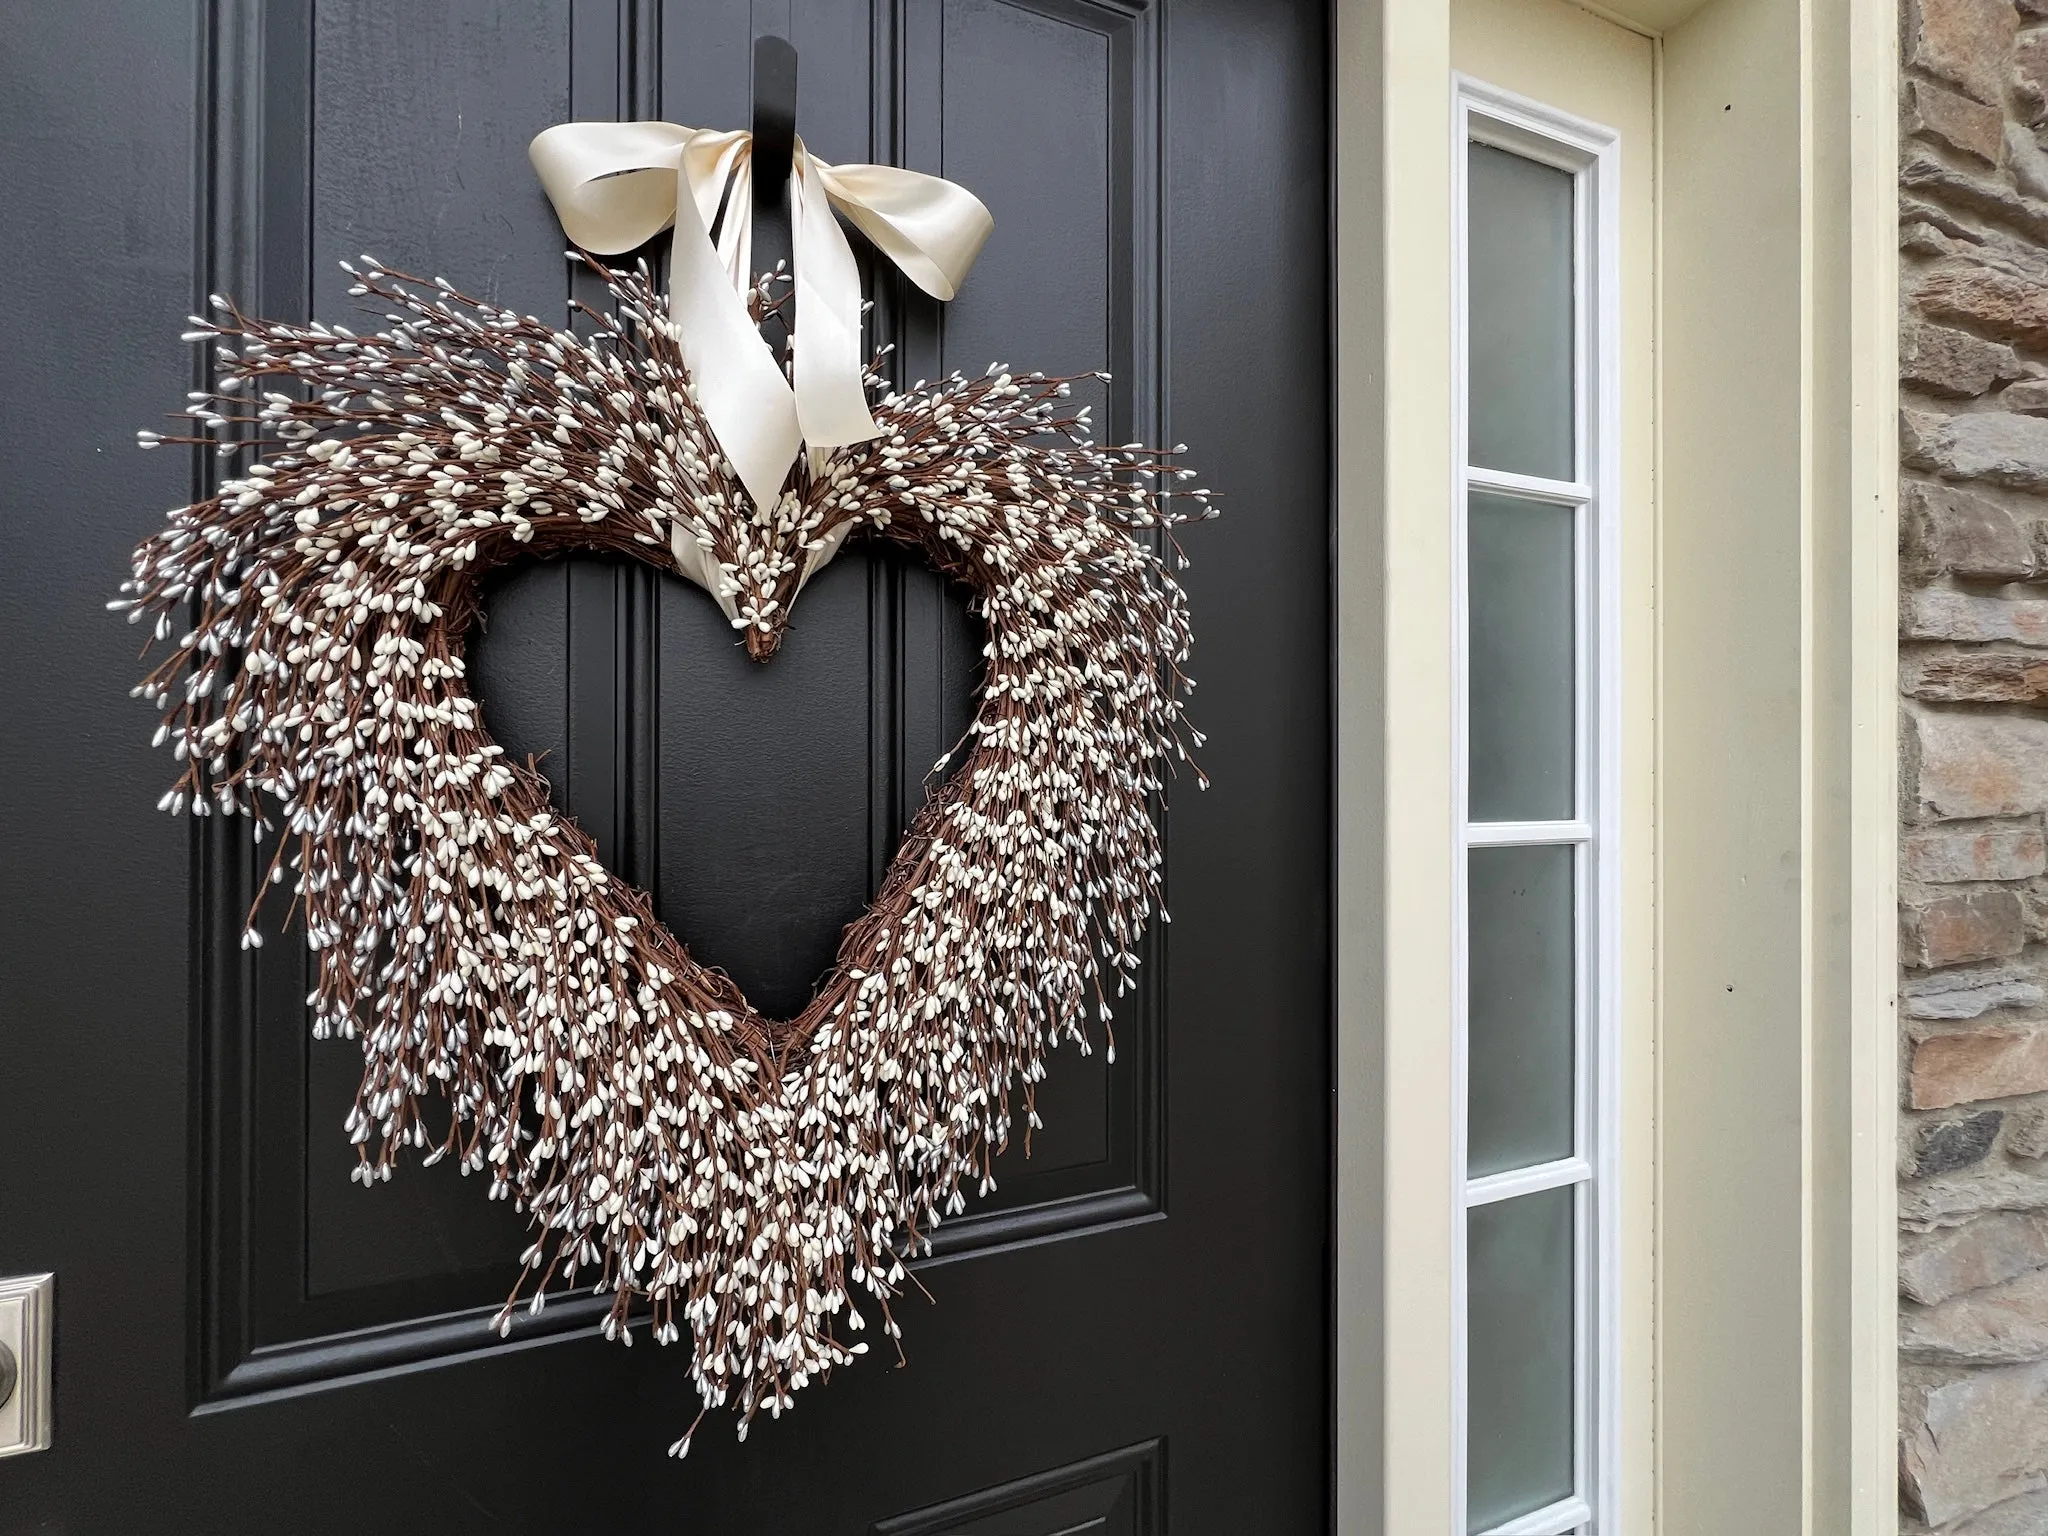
[[751, 33, 799, 320], [751, 35, 798, 209]]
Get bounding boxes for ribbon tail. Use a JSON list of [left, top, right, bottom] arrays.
[[715, 155, 754, 301], [795, 521, 853, 594], [790, 145, 881, 450], [667, 148, 804, 530], [670, 518, 742, 622]]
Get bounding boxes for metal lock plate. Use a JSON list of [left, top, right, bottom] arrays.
[[0, 1274, 52, 1458]]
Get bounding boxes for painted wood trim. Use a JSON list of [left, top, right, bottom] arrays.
[[1332, 0, 1459, 1530], [1380, 0, 1460, 1527], [1334, 0, 1898, 1531], [1837, 0, 1901, 1526]]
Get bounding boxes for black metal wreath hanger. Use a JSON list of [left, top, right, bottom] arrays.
[[751, 35, 798, 349]]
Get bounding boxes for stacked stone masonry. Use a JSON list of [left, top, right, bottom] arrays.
[[1902, 1, 2048, 1528]]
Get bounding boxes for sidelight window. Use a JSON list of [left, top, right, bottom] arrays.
[[1453, 79, 1619, 1536]]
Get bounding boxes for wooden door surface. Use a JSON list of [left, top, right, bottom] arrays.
[[0, 1, 1328, 1530]]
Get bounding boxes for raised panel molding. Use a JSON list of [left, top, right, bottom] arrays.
[[887, 0, 1166, 1263], [191, 0, 653, 1407], [872, 1441, 1165, 1536], [192, 0, 1165, 1407]]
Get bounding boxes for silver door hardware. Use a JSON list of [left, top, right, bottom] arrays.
[[0, 1274, 52, 1458]]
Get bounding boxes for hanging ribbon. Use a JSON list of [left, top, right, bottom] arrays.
[[529, 120, 992, 528]]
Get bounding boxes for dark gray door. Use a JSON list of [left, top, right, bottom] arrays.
[[0, 1, 1328, 1530]]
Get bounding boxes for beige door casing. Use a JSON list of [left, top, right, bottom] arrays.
[[1332, 0, 1899, 1530]]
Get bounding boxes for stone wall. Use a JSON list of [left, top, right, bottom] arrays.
[[1900, 1, 2048, 1529]]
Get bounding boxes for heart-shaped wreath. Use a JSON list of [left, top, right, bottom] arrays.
[[119, 256, 1207, 1449]]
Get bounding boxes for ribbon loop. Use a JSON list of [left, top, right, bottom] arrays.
[[528, 120, 699, 252], [528, 120, 992, 529], [811, 160, 991, 302]]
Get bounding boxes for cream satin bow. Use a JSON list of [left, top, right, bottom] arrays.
[[529, 120, 992, 533]]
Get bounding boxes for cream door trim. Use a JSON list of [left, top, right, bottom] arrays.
[[1332, 0, 1899, 1531]]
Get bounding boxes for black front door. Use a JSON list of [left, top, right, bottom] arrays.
[[0, 1, 1328, 1530]]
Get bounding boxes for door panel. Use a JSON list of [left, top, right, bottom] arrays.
[[0, 0, 1327, 1529], [872, 1440, 1162, 1535], [901, 0, 1165, 1246], [201, 0, 639, 1401]]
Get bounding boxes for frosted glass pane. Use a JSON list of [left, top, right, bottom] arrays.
[[1468, 1187, 1575, 1532], [1469, 491, 1574, 823], [1468, 142, 1574, 480], [1467, 844, 1575, 1177]]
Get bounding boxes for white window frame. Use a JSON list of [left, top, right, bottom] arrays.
[[1450, 75, 1621, 1536]]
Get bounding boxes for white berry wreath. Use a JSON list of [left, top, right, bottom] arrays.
[[119, 252, 1207, 1450]]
